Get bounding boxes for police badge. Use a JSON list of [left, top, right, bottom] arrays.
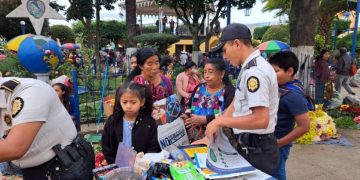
[[247, 76, 259, 93], [12, 97, 24, 118]]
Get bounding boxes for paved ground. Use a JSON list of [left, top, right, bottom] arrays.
[[287, 85, 360, 180], [287, 129, 360, 180]]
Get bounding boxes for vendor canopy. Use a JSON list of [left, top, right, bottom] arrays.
[[119, 0, 177, 17]]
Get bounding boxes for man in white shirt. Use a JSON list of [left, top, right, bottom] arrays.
[[206, 23, 280, 175]]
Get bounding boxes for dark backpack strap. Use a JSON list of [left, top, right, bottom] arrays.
[[0, 79, 20, 93]]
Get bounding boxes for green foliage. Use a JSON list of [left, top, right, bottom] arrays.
[[172, 63, 185, 81], [334, 116, 358, 129], [252, 39, 261, 48], [333, 18, 351, 35], [65, 0, 94, 21], [253, 26, 270, 40], [100, 20, 126, 40], [261, 0, 291, 17], [314, 34, 326, 53], [48, 25, 75, 43], [262, 25, 290, 44], [72, 20, 126, 41], [336, 32, 360, 50], [0, 53, 33, 77], [135, 33, 180, 53], [327, 108, 356, 119], [156, 0, 256, 50]]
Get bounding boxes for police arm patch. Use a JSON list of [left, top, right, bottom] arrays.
[[12, 97, 24, 118], [247, 76, 259, 93]]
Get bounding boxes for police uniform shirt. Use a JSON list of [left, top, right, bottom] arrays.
[[0, 77, 77, 168], [232, 50, 279, 135]]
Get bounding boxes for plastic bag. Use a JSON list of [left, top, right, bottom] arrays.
[[343, 95, 360, 106], [115, 143, 137, 169], [328, 91, 342, 109], [146, 163, 173, 180]]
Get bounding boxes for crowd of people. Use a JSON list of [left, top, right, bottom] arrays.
[[0, 22, 357, 180]]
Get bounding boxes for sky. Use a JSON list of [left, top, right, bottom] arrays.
[[49, 0, 285, 27]]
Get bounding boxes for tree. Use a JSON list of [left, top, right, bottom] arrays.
[[48, 25, 75, 43], [135, 33, 180, 53], [261, 25, 290, 43], [289, 0, 320, 95], [156, 0, 256, 51], [65, 0, 94, 47], [94, 0, 118, 74], [261, 0, 291, 17], [318, 0, 348, 45], [253, 26, 270, 40], [125, 0, 137, 47]]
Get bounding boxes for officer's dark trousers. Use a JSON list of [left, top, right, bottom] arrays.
[[236, 133, 280, 175], [21, 137, 95, 180]]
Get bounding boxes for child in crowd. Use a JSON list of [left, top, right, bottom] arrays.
[[269, 51, 310, 180], [52, 82, 80, 131], [101, 82, 161, 164]]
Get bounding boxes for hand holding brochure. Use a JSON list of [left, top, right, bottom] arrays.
[[206, 128, 256, 174]]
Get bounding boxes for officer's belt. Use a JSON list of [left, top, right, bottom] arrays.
[[235, 132, 275, 154]]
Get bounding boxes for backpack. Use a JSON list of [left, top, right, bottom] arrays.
[[350, 62, 357, 77], [280, 81, 315, 111]]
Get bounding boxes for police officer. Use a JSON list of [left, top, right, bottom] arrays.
[[0, 77, 94, 179], [205, 23, 280, 175]]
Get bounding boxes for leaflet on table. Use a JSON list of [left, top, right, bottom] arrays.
[[194, 153, 257, 179], [206, 129, 256, 174]]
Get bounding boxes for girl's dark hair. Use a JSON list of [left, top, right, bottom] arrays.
[[126, 47, 159, 82], [112, 82, 153, 119], [185, 61, 196, 70], [205, 57, 231, 86], [317, 49, 330, 61], [52, 83, 70, 112]]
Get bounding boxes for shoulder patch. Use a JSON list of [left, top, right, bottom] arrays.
[[12, 97, 24, 118], [247, 76, 259, 93]]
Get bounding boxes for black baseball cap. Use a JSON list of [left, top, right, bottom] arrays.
[[210, 23, 252, 53]]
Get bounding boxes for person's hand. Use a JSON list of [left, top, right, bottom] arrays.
[[277, 139, 284, 148], [185, 114, 206, 129], [191, 137, 210, 146], [205, 118, 221, 140]]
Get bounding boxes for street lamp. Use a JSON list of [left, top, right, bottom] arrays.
[[20, 20, 26, 34]]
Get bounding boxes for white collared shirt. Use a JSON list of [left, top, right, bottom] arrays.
[[232, 50, 279, 134], [0, 77, 77, 168]]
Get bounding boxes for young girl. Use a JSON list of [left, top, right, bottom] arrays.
[[52, 82, 80, 130], [52, 83, 71, 112], [101, 82, 161, 164]]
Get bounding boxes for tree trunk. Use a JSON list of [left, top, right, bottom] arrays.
[[318, 0, 348, 45], [190, 24, 201, 51], [95, 1, 101, 75], [289, 0, 320, 47], [81, 18, 93, 48], [290, 0, 320, 98], [125, 0, 136, 47]]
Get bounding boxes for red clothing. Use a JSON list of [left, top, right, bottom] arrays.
[[315, 59, 330, 82]]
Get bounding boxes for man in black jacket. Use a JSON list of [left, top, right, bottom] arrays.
[[335, 47, 355, 95]]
